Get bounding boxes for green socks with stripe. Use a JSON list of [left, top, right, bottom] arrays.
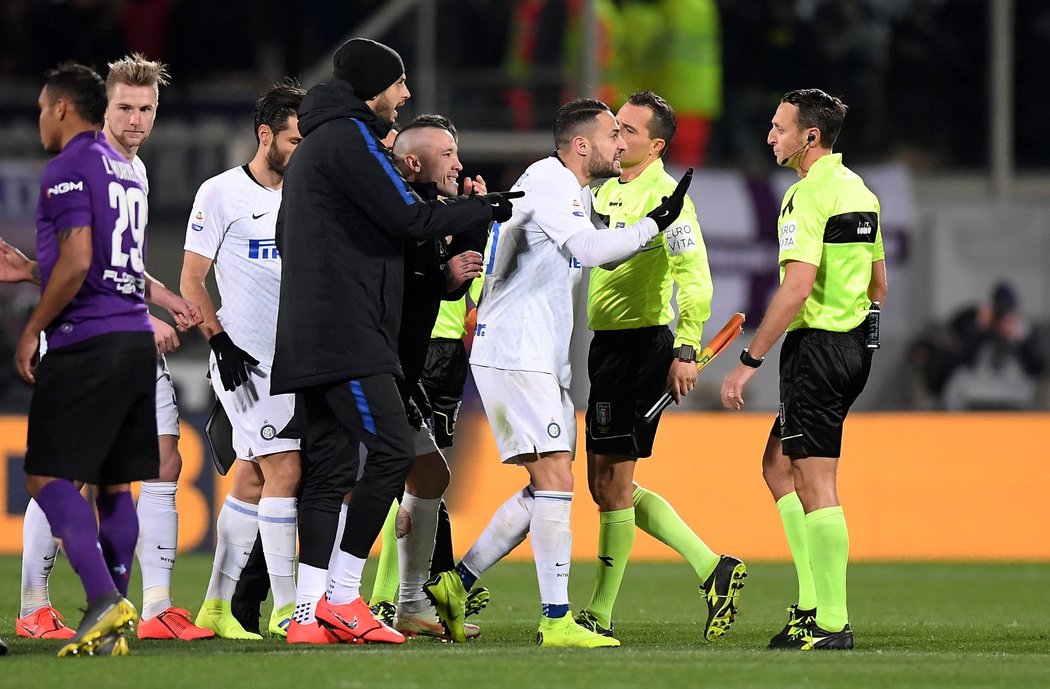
[[583, 507, 636, 629]]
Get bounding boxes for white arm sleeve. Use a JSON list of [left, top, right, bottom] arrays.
[[563, 217, 659, 267]]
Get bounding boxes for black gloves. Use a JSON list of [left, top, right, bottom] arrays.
[[209, 331, 259, 392], [482, 190, 525, 222], [646, 168, 694, 231]]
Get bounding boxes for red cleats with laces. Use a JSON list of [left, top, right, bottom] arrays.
[[17, 606, 76, 640], [137, 607, 216, 640], [315, 596, 405, 644]]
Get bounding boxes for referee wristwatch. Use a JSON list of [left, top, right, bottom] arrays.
[[673, 344, 697, 363], [739, 348, 764, 368]]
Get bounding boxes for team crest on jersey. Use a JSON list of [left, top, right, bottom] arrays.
[[191, 209, 205, 232], [596, 402, 612, 426], [260, 423, 277, 441], [547, 422, 561, 438]]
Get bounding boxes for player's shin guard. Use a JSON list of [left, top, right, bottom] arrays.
[[96, 491, 139, 597], [460, 486, 534, 580], [20, 498, 58, 617], [806, 506, 849, 632], [397, 494, 441, 613], [531, 491, 573, 617], [136, 481, 178, 619]]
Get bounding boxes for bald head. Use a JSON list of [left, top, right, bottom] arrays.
[[393, 125, 462, 196]]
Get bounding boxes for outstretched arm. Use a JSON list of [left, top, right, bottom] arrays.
[[146, 271, 203, 332], [0, 238, 40, 284]]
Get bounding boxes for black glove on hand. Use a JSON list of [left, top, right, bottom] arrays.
[[482, 190, 525, 222], [646, 168, 694, 231], [209, 331, 259, 392]]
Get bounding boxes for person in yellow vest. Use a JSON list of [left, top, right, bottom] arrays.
[[721, 89, 887, 651], [576, 90, 745, 641]]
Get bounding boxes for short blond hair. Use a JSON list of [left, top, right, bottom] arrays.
[[106, 53, 170, 96]]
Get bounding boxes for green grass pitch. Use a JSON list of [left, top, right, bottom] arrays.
[[1, 556, 1048, 688]]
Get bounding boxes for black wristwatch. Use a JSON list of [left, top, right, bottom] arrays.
[[740, 347, 764, 368], [673, 344, 696, 363]]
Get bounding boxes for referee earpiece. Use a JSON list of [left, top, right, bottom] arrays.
[[806, 133, 815, 144]]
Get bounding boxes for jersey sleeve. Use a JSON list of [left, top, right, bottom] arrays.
[[41, 160, 92, 232], [873, 202, 886, 261], [528, 172, 602, 248], [778, 184, 824, 267], [183, 179, 225, 260], [665, 196, 712, 349]]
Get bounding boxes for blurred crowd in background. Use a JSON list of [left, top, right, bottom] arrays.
[[1, 0, 1049, 169]]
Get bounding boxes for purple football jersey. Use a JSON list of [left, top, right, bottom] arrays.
[[35, 130, 151, 349]]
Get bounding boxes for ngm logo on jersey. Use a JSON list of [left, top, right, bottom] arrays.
[[46, 180, 83, 198], [248, 238, 280, 259]]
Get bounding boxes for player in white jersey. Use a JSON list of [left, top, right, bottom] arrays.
[[180, 81, 305, 640], [425, 98, 692, 647], [7, 54, 214, 643]]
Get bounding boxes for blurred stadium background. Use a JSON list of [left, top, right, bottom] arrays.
[[0, 0, 1047, 561]]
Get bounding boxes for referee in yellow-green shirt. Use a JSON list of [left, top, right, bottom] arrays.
[[721, 89, 888, 651], [576, 91, 746, 642]]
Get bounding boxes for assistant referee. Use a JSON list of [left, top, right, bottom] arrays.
[[720, 88, 888, 651], [579, 91, 745, 642]]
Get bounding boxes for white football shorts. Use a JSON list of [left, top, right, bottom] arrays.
[[470, 364, 575, 464], [155, 355, 180, 438], [209, 353, 299, 461]]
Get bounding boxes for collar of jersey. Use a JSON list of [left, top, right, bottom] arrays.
[[805, 153, 843, 179], [617, 156, 665, 188]]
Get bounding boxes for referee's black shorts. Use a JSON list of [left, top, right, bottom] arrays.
[[586, 325, 674, 458], [25, 331, 159, 485], [419, 338, 468, 449], [771, 325, 872, 459]]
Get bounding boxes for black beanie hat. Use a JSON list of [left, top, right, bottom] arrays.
[[332, 38, 405, 101]]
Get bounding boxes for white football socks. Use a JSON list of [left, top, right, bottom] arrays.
[[293, 563, 328, 624], [258, 496, 297, 610], [136, 481, 178, 619], [204, 496, 259, 602], [327, 549, 367, 605], [20, 498, 57, 618], [328, 501, 349, 570], [397, 493, 441, 613], [530, 491, 573, 609], [460, 486, 534, 579]]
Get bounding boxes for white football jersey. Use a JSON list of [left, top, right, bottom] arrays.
[[132, 155, 149, 195], [184, 166, 283, 364], [470, 155, 599, 387]]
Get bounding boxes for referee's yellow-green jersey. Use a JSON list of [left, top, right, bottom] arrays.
[[777, 153, 885, 333], [587, 158, 712, 350], [430, 297, 467, 339]]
